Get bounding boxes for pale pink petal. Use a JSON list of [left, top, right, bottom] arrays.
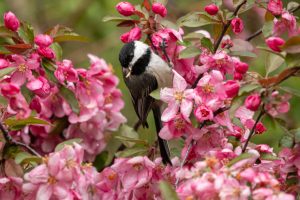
[[172, 70, 187, 91], [160, 88, 174, 102], [161, 102, 179, 122], [36, 184, 52, 200], [26, 79, 43, 90], [180, 99, 193, 121], [159, 125, 173, 140], [122, 171, 138, 190]]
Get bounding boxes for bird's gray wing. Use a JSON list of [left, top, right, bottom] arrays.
[[123, 72, 158, 127]]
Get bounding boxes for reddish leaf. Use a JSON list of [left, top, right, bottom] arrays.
[[3, 43, 32, 54], [259, 67, 300, 87], [117, 20, 139, 27], [143, 0, 151, 11], [134, 10, 145, 18]]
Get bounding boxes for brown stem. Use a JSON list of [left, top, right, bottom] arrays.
[[242, 107, 265, 152], [0, 122, 41, 157]]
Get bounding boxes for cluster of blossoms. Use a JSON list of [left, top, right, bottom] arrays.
[[0, 11, 125, 160], [1, 0, 300, 199]]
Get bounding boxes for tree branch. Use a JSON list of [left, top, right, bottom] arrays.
[[0, 122, 41, 157], [242, 106, 265, 152]]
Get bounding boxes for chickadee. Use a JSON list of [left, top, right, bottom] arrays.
[[119, 41, 173, 165]]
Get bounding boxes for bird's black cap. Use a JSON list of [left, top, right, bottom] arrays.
[[119, 41, 135, 68]]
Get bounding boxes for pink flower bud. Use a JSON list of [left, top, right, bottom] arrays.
[[224, 80, 240, 98], [1, 83, 20, 97], [152, 2, 167, 18], [34, 34, 53, 47], [0, 58, 9, 69], [231, 17, 244, 34], [120, 27, 142, 43], [29, 97, 42, 113], [116, 2, 135, 16], [37, 47, 55, 59], [267, 0, 283, 16], [255, 122, 267, 134], [245, 93, 261, 111], [265, 37, 285, 52], [26, 76, 50, 98], [194, 105, 213, 122], [234, 72, 243, 81], [204, 4, 219, 16], [221, 39, 233, 49], [4, 11, 20, 32], [235, 62, 249, 74]]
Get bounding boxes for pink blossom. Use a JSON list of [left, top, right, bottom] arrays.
[[116, 2, 135, 16], [4, 11, 20, 31], [0, 83, 20, 97], [161, 70, 194, 122], [204, 4, 219, 15], [0, 58, 9, 69], [265, 37, 285, 52], [244, 93, 261, 111], [34, 34, 53, 48], [26, 76, 51, 98], [152, 2, 167, 17], [234, 72, 243, 80], [194, 104, 213, 122], [111, 156, 155, 191], [231, 18, 244, 34], [0, 177, 23, 200], [120, 26, 142, 43], [267, 0, 283, 16], [54, 59, 78, 83], [273, 12, 298, 37], [255, 122, 267, 134], [235, 61, 249, 74], [224, 80, 239, 98], [37, 47, 55, 59], [7, 94, 31, 119]]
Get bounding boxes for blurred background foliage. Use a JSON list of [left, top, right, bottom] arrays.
[[1, 0, 300, 152]]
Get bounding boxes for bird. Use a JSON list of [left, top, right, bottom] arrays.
[[119, 40, 173, 165]]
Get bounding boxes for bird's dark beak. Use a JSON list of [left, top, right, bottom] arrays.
[[125, 66, 132, 78]]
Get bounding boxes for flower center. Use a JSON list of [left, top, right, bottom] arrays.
[[174, 118, 185, 130], [201, 108, 209, 117], [105, 95, 112, 104], [18, 64, 26, 72], [202, 84, 214, 93], [108, 172, 117, 181], [47, 176, 57, 184], [174, 91, 184, 101], [185, 195, 194, 200], [133, 163, 143, 171]]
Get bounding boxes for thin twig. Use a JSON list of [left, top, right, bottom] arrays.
[[242, 107, 265, 152], [213, 0, 247, 54], [160, 38, 173, 68], [0, 122, 41, 157]]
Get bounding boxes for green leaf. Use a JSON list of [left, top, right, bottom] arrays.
[[280, 86, 300, 98], [54, 33, 89, 43], [93, 151, 108, 171], [0, 67, 15, 78], [179, 46, 201, 59], [18, 22, 34, 44], [262, 21, 274, 38], [4, 116, 50, 130], [0, 95, 7, 106], [159, 181, 179, 200], [41, 59, 58, 83], [50, 43, 63, 61], [286, 53, 300, 68], [177, 12, 219, 28], [150, 89, 160, 100], [104, 132, 122, 165], [116, 124, 142, 147], [260, 153, 279, 161], [290, 128, 300, 143], [230, 51, 257, 58], [0, 26, 19, 39], [201, 37, 213, 52], [256, 46, 285, 58], [227, 153, 253, 167], [279, 135, 294, 148], [156, 0, 168, 5], [102, 16, 133, 23], [55, 138, 82, 152], [281, 36, 300, 54], [212, 0, 222, 7], [265, 53, 285, 76], [183, 32, 205, 40], [238, 84, 260, 96], [161, 20, 179, 31], [15, 152, 42, 165], [115, 146, 148, 157], [59, 87, 80, 114]]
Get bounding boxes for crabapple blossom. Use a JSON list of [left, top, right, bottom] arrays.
[[120, 26, 142, 43], [267, 0, 283, 16], [245, 93, 261, 111], [152, 2, 167, 17], [266, 37, 285, 52], [3, 11, 20, 31], [204, 4, 219, 15], [116, 1, 135, 16], [231, 17, 244, 34], [34, 34, 53, 48]]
